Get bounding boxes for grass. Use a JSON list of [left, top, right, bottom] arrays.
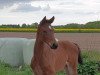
[[81, 50, 100, 75], [0, 50, 100, 75], [97, 73, 100, 75], [0, 28, 100, 33], [82, 50, 100, 62], [0, 62, 32, 75]]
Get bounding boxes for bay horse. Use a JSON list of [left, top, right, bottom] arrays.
[[31, 16, 82, 75]]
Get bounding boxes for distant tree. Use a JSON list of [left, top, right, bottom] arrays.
[[22, 23, 27, 28], [26, 24, 31, 28], [85, 21, 100, 29], [31, 22, 38, 28], [17, 24, 20, 28], [65, 23, 82, 29], [0, 20, 100, 29]]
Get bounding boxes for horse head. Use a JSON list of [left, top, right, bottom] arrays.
[[37, 16, 58, 49]]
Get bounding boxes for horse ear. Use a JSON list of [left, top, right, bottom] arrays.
[[40, 16, 46, 24], [48, 16, 55, 23]]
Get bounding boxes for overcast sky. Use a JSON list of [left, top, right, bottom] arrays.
[[0, 0, 100, 25]]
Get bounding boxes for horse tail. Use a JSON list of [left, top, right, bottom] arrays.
[[74, 43, 83, 64]]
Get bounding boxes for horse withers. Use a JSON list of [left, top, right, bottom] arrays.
[[31, 16, 82, 75]]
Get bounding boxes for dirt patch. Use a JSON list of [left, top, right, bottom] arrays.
[[0, 32, 100, 50]]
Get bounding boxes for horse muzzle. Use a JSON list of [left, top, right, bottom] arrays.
[[50, 42, 58, 49]]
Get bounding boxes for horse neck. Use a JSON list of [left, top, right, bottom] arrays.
[[35, 31, 44, 48], [35, 38, 44, 50], [34, 32, 44, 58]]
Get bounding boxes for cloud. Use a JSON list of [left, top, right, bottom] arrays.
[[49, 10, 63, 14], [1, 0, 100, 25], [0, 0, 33, 9], [11, 3, 42, 12], [74, 11, 100, 15], [42, 4, 50, 11], [11, 3, 52, 12], [59, 1, 84, 6], [0, 0, 55, 9]]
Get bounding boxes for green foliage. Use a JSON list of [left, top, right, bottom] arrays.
[[78, 51, 100, 75], [0, 22, 38, 28], [30, 22, 38, 28], [0, 20, 100, 29], [97, 61, 100, 72], [65, 23, 83, 29], [0, 21, 100, 33], [78, 61, 98, 75], [82, 50, 100, 62], [0, 61, 32, 75], [1, 50, 100, 75], [22, 23, 27, 28], [57, 71, 66, 75], [0, 24, 20, 28], [85, 21, 100, 29], [54, 21, 100, 29]]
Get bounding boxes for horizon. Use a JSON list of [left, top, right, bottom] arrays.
[[0, 18, 88, 26], [0, 0, 100, 25], [0, 20, 100, 26]]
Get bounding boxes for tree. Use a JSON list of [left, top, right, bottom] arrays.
[[85, 21, 100, 29], [31, 22, 38, 28], [22, 23, 27, 28]]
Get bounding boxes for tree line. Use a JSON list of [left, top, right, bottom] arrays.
[[0, 21, 100, 29], [54, 21, 100, 29], [0, 22, 38, 28]]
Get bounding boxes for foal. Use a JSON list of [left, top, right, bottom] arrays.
[[31, 16, 82, 75]]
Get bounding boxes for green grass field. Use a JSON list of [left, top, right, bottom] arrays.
[[82, 50, 100, 62], [0, 50, 100, 75], [0, 63, 32, 75]]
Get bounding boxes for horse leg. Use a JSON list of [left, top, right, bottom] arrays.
[[43, 71, 56, 75], [65, 64, 70, 75], [65, 61, 78, 75], [32, 64, 43, 75], [40, 66, 56, 75]]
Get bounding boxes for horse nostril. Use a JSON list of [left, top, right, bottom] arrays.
[[51, 43, 58, 49]]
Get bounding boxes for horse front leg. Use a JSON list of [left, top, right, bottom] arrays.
[[33, 65, 43, 75], [40, 65, 56, 75], [65, 62, 78, 75], [42, 69, 56, 75], [65, 64, 70, 75], [30, 57, 43, 75]]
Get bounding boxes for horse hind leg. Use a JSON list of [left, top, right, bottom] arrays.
[[65, 62, 78, 75]]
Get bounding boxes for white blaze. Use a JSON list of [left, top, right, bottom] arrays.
[[55, 38, 59, 42], [49, 26, 52, 29]]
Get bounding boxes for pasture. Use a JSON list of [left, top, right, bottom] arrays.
[[0, 32, 100, 75], [0, 50, 100, 75]]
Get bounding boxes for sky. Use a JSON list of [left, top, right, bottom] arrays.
[[0, 0, 100, 25]]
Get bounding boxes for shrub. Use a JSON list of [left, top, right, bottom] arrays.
[[78, 55, 98, 75], [78, 61, 98, 75], [97, 61, 100, 72]]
